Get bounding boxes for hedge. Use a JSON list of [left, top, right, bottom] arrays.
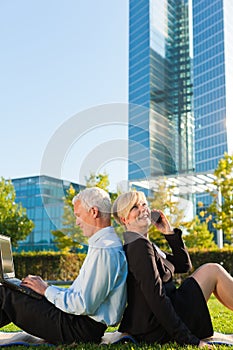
[[188, 248, 233, 275], [13, 248, 233, 282], [174, 247, 233, 283], [13, 252, 86, 281]]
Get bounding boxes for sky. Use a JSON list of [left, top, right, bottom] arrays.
[[0, 1, 129, 191]]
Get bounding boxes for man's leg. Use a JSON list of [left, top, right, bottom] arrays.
[[0, 285, 65, 343], [0, 286, 106, 344]]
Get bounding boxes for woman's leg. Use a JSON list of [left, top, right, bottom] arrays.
[[191, 263, 233, 310]]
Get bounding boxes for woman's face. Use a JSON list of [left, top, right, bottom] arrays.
[[122, 199, 151, 235]]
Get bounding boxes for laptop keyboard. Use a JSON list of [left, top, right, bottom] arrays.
[[5, 277, 43, 299], [9, 277, 22, 286]]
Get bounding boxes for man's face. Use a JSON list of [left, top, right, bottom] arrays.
[[73, 200, 95, 238]]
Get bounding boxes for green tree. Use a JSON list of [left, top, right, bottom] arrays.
[[52, 185, 86, 252], [183, 215, 217, 249], [148, 183, 217, 249], [85, 172, 110, 191], [86, 171, 118, 202], [0, 177, 34, 247], [208, 153, 233, 243], [148, 181, 189, 249]]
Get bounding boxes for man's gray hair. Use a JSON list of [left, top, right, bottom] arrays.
[[72, 187, 111, 219]]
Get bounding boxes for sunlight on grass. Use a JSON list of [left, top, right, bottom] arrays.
[[208, 295, 233, 334], [0, 296, 232, 349], [0, 323, 21, 332]]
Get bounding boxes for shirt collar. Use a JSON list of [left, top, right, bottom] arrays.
[[88, 226, 115, 245]]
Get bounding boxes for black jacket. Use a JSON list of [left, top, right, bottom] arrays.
[[119, 229, 200, 345]]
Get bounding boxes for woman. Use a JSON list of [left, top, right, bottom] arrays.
[[112, 191, 233, 347]]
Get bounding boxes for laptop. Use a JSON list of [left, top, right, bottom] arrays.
[[0, 234, 42, 299]]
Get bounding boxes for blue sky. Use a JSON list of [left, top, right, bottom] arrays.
[[0, 1, 129, 191]]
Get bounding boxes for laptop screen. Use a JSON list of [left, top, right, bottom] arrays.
[[0, 235, 15, 279]]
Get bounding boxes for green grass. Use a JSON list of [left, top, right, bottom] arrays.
[[0, 296, 232, 349]]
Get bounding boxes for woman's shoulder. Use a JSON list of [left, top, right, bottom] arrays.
[[124, 231, 153, 252], [123, 232, 158, 270]]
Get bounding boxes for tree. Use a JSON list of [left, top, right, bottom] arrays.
[[0, 177, 34, 247], [52, 185, 86, 252], [208, 153, 233, 243], [85, 172, 110, 191], [148, 182, 217, 249], [86, 171, 118, 202], [183, 215, 217, 249], [148, 181, 189, 249]]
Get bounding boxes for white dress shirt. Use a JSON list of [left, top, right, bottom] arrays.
[[45, 226, 127, 326]]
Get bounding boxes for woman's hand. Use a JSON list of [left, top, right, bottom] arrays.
[[151, 210, 173, 235]]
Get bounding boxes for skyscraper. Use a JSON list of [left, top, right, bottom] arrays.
[[193, 0, 233, 173], [192, 0, 233, 209], [128, 0, 194, 183]]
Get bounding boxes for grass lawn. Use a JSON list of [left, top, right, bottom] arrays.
[[0, 296, 232, 349]]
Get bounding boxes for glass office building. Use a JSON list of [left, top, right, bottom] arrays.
[[193, 0, 233, 174], [192, 0, 233, 209], [128, 0, 194, 182], [12, 175, 84, 252]]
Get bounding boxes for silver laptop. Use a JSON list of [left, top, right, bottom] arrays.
[[0, 234, 42, 299]]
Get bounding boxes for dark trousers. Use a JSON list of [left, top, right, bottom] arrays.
[[0, 286, 107, 344]]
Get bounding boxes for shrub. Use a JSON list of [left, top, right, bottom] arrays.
[[13, 251, 86, 281]]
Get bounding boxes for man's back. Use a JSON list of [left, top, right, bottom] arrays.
[[45, 226, 127, 325]]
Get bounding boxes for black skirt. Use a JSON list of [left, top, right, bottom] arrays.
[[170, 277, 213, 339]]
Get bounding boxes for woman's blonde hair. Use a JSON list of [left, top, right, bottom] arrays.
[[112, 191, 147, 225]]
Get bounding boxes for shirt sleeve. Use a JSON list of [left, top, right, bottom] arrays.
[[165, 229, 193, 273], [45, 247, 117, 315]]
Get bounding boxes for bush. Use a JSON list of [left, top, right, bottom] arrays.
[[189, 247, 233, 275], [175, 247, 233, 283], [13, 251, 86, 281], [13, 248, 233, 282]]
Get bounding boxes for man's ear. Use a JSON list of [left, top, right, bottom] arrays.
[[91, 206, 99, 218]]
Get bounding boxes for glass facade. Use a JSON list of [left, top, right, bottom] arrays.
[[128, 0, 194, 182], [12, 175, 84, 252], [193, 0, 233, 173]]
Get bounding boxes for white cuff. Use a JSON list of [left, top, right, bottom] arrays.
[[44, 285, 61, 303]]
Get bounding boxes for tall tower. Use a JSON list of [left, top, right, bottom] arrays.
[[128, 0, 194, 182], [193, 0, 233, 174], [192, 0, 233, 209]]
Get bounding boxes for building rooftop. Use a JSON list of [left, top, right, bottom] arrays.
[[129, 172, 217, 195]]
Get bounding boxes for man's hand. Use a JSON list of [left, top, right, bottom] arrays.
[[21, 275, 48, 295]]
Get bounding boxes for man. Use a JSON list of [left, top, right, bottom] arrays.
[[0, 187, 127, 344]]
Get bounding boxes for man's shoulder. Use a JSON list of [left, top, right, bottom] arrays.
[[99, 237, 123, 249], [89, 226, 123, 249]]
